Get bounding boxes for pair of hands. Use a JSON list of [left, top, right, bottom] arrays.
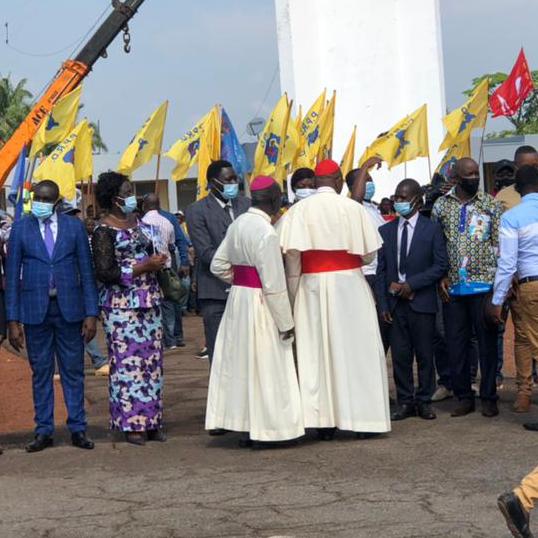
[[280, 328, 295, 342], [8, 317, 97, 352], [382, 282, 413, 323]]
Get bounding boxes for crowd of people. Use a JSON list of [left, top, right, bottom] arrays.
[[1, 144, 537, 537]]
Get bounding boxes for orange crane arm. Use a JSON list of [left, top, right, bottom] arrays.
[[0, 0, 146, 187]]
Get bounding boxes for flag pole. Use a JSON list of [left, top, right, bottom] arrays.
[[153, 153, 162, 195]]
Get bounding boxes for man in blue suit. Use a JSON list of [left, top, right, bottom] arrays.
[[6, 180, 98, 452], [376, 179, 448, 422]]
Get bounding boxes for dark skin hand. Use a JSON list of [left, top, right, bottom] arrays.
[[439, 277, 450, 303], [280, 328, 295, 341], [8, 321, 24, 352], [81, 317, 97, 344], [351, 156, 382, 202]]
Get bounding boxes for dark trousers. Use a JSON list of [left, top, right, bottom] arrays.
[[443, 294, 498, 402], [365, 274, 391, 353], [390, 301, 436, 404], [24, 299, 86, 436], [162, 300, 184, 348], [198, 298, 226, 365]]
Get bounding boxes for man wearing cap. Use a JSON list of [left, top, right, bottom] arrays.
[[206, 176, 303, 446], [279, 159, 391, 440]]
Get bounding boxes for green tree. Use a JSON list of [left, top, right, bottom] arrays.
[[0, 75, 33, 146], [465, 71, 538, 138], [89, 119, 107, 153]]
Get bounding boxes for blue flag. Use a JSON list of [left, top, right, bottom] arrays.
[[221, 108, 251, 178], [9, 145, 28, 220]]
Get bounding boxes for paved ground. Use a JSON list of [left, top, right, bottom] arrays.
[[0, 316, 536, 538]]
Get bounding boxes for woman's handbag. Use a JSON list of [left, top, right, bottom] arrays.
[[157, 268, 188, 304]]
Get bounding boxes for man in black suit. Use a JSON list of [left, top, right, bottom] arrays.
[[376, 179, 448, 421], [185, 160, 250, 366]]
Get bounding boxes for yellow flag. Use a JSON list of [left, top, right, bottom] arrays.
[[340, 125, 357, 178], [435, 137, 471, 178], [30, 85, 82, 158], [317, 91, 336, 161], [252, 94, 291, 182], [118, 101, 168, 175], [360, 104, 430, 169], [75, 122, 94, 181], [296, 90, 326, 168], [440, 79, 488, 148], [291, 106, 304, 169], [197, 106, 221, 200], [282, 104, 301, 169], [165, 108, 215, 181], [33, 119, 91, 200]]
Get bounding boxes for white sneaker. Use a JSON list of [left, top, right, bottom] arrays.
[[431, 385, 453, 402]]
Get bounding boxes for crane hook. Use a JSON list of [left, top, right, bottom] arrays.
[[122, 23, 131, 54]]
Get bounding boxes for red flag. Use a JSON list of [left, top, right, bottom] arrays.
[[490, 49, 534, 117]]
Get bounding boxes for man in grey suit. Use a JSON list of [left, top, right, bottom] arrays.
[[185, 160, 251, 366]]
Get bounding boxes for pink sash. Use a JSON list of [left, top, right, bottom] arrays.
[[233, 265, 262, 289]]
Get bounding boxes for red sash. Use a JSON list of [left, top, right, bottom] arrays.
[[301, 250, 363, 274]]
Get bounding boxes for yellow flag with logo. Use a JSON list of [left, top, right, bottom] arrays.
[[33, 119, 91, 200], [165, 107, 215, 181], [252, 94, 291, 182], [317, 91, 336, 161], [360, 104, 430, 169], [435, 137, 471, 178], [118, 101, 168, 175], [340, 125, 357, 178], [197, 106, 221, 200], [295, 90, 326, 168], [440, 79, 488, 149], [30, 85, 82, 158], [282, 104, 301, 168], [291, 106, 304, 169]]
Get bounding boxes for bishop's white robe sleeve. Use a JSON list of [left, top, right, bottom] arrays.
[[284, 249, 302, 307], [256, 233, 294, 333], [210, 234, 233, 284]]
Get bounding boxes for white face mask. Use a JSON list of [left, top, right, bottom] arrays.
[[295, 188, 316, 201]]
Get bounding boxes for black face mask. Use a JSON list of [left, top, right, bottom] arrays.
[[460, 178, 479, 196]]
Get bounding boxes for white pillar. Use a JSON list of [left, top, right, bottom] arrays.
[[275, 0, 446, 199]]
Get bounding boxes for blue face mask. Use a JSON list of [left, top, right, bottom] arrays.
[[295, 188, 316, 201], [118, 195, 138, 214], [394, 201, 413, 217], [364, 182, 376, 201], [31, 201, 55, 220], [215, 180, 239, 200]]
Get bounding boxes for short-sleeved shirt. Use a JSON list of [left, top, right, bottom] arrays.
[[495, 184, 521, 212], [432, 188, 501, 286]]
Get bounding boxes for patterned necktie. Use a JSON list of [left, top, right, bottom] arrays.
[[43, 219, 55, 258], [399, 221, 409, 277]]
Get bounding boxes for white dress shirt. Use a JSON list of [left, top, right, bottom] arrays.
[[397, 212, 419, 282], [212, 193, 235, 220], [362, 201, 386, 276], [38, 211, 58, 241], [142, 210, 175, 268]]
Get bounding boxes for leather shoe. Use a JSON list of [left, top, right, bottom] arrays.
[[497, 492, 532, 538], [451, 399, 475, 417], [209, 429, 227, 436], [391, 403, 417, 421], [125, 432, 145, 446], [71, 431, 95, 450], [26, 434, 53, 453], [147, 429, 167, 442], [317, 427, 336, 441], [523, 422, 538, 432], [356, 432, 382, 440], [417, 403, 437, 420], [481, 400, 499, 418]]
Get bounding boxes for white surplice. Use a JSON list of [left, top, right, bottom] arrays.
[[279, 187, 391, 433], [206, 207, 304, 441]]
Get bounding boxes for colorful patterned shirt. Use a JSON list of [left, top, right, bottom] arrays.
[[432, 188, 501, 286]]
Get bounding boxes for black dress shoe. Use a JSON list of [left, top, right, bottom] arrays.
[[26, 434, 53, 453], [209, 428, 227, 436], [523, 422, 538, 432], [417, 403, 437, 420], [481, 400, 499, 418], [125, 432, 145, 446], [497, 491, 533, 538], [356, 432, 382, 440], [317, 427, 336, 441], [451, 399, 475, 417], [391, 403, 417, 421], [238, 437, 253, 448], [71, 432, 95, 450], [147, 429, 167, 442]]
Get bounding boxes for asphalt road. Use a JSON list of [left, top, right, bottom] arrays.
[[0, 316, 536, 538]]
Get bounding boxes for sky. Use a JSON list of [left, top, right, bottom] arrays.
[[2, 0, 538, 157]]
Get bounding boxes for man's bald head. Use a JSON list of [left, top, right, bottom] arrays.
[[454, 157, 479, 178], [143, 193, 160, 213]]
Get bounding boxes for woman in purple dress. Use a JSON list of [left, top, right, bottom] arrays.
[[92, 172, 167, 445]]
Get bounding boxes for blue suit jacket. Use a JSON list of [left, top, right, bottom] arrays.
[[376, 214, 448, 314], [6, 213, 99, 325]]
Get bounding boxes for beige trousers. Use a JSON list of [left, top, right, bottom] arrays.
[[512, 281, 538, 397], [515, 466, 538, 511]]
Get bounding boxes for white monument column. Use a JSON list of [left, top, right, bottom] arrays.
[[275, 0, 446, 197]]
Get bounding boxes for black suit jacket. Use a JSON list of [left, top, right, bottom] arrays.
[[185, 194, 250, 301], [376, 214, 447, 314]]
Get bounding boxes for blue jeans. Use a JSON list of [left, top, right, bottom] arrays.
[[162, 300, 184, 348], [85, 336, 107, 369]]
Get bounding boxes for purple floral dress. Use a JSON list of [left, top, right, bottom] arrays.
[[92, 222, 163, 432]]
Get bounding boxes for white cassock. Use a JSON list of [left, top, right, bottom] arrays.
[[206, 207, 304, 442], [279, 186, 391, 433]]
